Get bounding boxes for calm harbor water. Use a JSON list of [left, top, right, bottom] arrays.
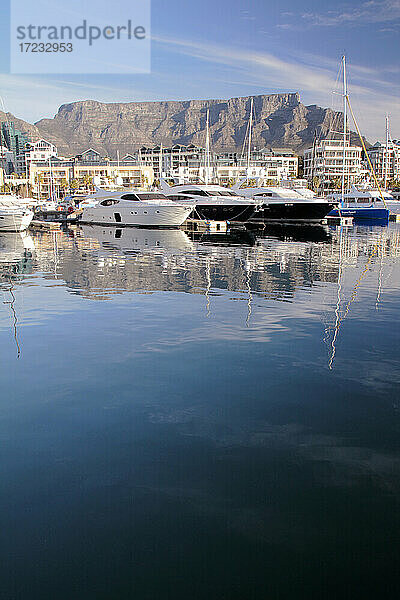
[[0, 223, 399, 599]]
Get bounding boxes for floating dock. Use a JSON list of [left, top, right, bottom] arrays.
[[30, 220, 63, 230]]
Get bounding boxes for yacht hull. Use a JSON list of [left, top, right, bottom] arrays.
[[190, 204, 256, 222], [81, 204, 192, 228], [0, 211, 33, 232], [249, 201, 335, 224], [328, 207, 389, 221]]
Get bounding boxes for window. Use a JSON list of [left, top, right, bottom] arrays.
[[168, 195, 190, 201], [136, 193, 168, 201], [183, 190, 208, 196], [121, 194, 140, 201], [100, 199, 119, 206]]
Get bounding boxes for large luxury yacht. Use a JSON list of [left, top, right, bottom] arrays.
[[0, 195, 34, 232], [232, 185, 336, 223], [80, 191, 193, 228], [160, 181, 260, 222]]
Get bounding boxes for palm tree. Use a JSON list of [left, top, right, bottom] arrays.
[[59, 178, 69, 198]]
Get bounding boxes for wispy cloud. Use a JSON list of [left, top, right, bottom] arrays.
[[302, 0, 400, 27], [154, 34, 400, 141]]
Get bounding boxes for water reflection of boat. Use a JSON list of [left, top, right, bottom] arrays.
[[254, 223, 331, 244], [0, 232, 35, 276], [80, 225, 194, 253]]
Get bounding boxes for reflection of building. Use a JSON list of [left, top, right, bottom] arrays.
[[304, 139, 362, 194]]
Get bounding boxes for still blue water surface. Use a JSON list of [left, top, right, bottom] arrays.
[[0, 223, 399, 599]]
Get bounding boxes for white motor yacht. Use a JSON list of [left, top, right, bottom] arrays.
[[0, 195, 34, 232], [160, 181, 259, 222], [80, 191, 192, 228], [232, 185, 335, 223]]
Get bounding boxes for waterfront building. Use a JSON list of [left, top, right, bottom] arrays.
[[0, 121, 31, 176], [29, 150, 154, 199], [0, 145, 16, 176], [304, 139, 362, 194], [366, 140, 400, 184], [140, 144, 299, 184]]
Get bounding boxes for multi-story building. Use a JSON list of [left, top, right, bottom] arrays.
[[140, 144, 298, 184], [0, 121, 31, 176], [29, 148, 154, 199], [304, 139, 362, 194], [20, 139, 58, 179], [366, 141, 400, 184], [0, 145, 16, 176], [139, 144, 205, 180], [27, 140, 299, 197]]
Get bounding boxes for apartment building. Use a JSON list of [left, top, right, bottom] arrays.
[[29, 148, 154, 199], [140, 144, 298, 183], [304, 139, 362, 194], [367, 141, 400, 183]]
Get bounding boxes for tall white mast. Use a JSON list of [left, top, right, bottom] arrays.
[[384, 114, 389, 190], [246, 97, 254, 182], [341, 55, 347, 203], [49, 156, 55, 201], [205, 108, 211, 185], [159, 143, 163, 180]]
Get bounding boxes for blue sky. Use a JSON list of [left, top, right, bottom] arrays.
[[0, 0, 399, 142]]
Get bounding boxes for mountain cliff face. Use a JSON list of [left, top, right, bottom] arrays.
[[33, 93, 345, 157], [0, 94, 352, 158]]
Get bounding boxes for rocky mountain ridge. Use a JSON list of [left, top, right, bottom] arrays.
[[1, 93, 355, 157]]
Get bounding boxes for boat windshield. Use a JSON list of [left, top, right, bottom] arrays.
[[206, 190, 238, 197], [136, 193, 169, 201], [120, 193, 169, 201], [180, 190, 208, 196]]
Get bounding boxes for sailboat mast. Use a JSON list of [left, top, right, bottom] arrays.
[[341, 55, 347, 203], [247, 97, 253, 182], [205, 108, 210, 185], [159, 143, 163, 180], [384, 114, 389, 190], [49, 156, 55, 201]]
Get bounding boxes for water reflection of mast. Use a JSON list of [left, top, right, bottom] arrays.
[[53, 231, 59, 278], [328, 225, 344, 370], [3, 275, 21, 359], [245, 252, 253, 327], [375, 230, 384, 311], [205, 256, 211, 317]]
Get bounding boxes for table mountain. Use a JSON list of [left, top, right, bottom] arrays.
[[34, 93, 346, 157], [2, 93, 358, 158]]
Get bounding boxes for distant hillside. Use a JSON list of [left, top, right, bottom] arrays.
[[1, 93, 365, 158]]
